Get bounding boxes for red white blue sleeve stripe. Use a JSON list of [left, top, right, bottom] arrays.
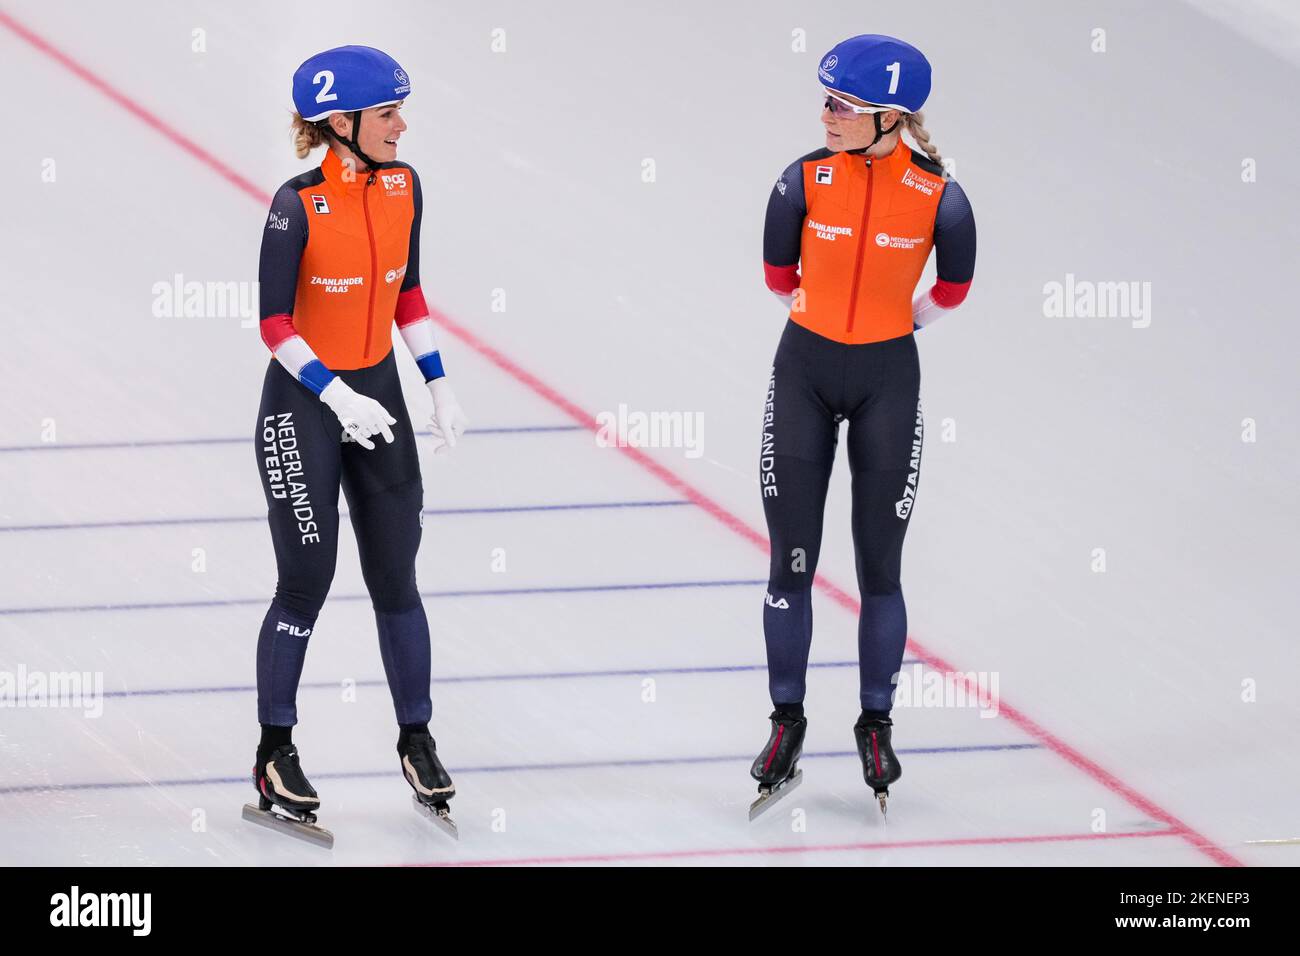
[[259, 313, 338, 396], [914, 179, 976, 329], [395, 287, 446, 382], [258, 180, 338, 396]]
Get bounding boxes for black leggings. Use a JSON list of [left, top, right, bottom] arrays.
[[253, 348, 432, 727], [759, 319, 923, 712]]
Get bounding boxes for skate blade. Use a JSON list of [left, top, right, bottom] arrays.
[[748, 768, 803, 822], [876, 790, 889, 818], [412, 793, 459, 840], [242, 802, 334, 849]]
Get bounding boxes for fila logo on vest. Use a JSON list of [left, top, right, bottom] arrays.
[[310, 194, 330, 214], [815, 165, 833, 185]]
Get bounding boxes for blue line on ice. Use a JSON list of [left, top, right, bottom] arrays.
[[96, 658, 923, 699], [0, 744, 1042, 795], [0, 499, 693, 533], [0, 424, 585, 453], [0, 579, 771, 616]]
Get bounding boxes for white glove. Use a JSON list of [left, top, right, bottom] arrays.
[[426, 377, 468, 454], [320, 377, 396, 450]]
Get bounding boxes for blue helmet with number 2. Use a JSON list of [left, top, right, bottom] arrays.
[[292, 45, 411, 121], [818, 35, 931, 113]]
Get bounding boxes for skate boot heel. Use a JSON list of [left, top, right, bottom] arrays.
[[854, 715, 902, 818], [748, 711, 808, 821], [399, 731, 459, 840], [243, 745, 334, 848]]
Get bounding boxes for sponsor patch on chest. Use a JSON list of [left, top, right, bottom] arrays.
[[901, 167, 941, 196], [379, 171, 409, 195], [310, 275, 364, 293], [874, 233, 926, 250], [807, 219, 852, 241]]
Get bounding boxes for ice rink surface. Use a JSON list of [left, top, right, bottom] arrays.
[[1, 1, 1297, 866]]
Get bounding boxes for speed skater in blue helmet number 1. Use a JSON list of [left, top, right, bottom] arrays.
[[750, 34, 977, 820]]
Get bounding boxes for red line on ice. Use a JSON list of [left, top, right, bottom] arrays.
[[399, 829, 1182, 867]]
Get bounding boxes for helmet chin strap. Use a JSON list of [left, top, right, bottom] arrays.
[[317, 110, 386, 173], [847, 111, 902, 155]]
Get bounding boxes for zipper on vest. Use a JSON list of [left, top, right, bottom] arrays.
[[845, 157, 874, 336], [362, 171, 378, 361]]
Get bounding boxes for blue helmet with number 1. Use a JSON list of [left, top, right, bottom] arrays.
[[818, 35, 931, 113], [292, 45, 411, 121]]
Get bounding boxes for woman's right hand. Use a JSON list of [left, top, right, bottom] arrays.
[[319, 378, 396, 450]]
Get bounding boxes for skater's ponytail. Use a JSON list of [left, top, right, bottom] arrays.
[[904, 111, 946, 176], [290, 111, 327, 160]]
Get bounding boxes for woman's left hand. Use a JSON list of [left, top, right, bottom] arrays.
[[426, 378, 468, 454]]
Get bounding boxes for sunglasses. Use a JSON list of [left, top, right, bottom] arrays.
[[822, 91, 894, 117]]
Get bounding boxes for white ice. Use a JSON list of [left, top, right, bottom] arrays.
[[0, 0, 1297, 866]]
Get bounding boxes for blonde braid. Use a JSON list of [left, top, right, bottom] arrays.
[[904, 111, 945, 175], [290, 111, 326, 160]]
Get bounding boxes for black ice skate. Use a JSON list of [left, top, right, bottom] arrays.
[[241, 744, 334, 849], [854, 715, 902, 817], [748, 711, 807, 821], [399, 731, 458, 840]]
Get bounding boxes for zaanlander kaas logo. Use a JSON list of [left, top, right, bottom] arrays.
[[384, 263, 408, 285], [807, 219, 852, 242], [310, 275, 364, 294], [875, 232, 925, 250]]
